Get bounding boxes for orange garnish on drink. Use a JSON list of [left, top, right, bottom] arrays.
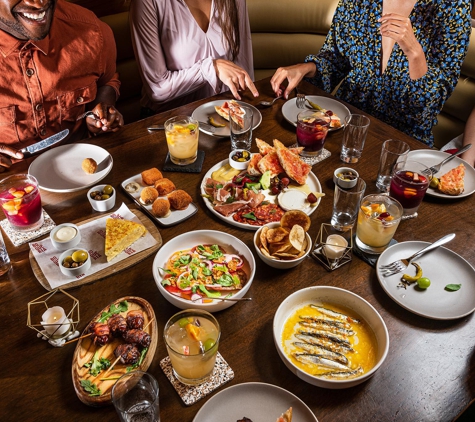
[[185, 324, 201, 341]]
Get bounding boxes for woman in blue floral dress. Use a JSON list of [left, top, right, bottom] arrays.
[[270, 0, 472, 147]]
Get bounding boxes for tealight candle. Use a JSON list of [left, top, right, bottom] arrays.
[[323, 234, 348, 260], [41, 306, 71, 337]]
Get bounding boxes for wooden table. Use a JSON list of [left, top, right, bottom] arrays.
[[1, 78, 474, 422]]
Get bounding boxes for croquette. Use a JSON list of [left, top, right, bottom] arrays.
[[167, 190, 192, 210], [140, 186, 159, 204], [152, 198, 171, 218], [82, 158, 97, 174], [141, 168, 163, 185], [154, 178, 176, 196]]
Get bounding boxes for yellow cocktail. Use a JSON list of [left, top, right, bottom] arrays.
[[165, 116, 199, 165]]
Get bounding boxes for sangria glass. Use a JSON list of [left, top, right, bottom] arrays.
[[296, 110, 331, 157]]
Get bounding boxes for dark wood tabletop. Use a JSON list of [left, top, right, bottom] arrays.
[[1, 78, 474, 422]]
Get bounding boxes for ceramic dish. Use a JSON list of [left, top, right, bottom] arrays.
[[59, 248, 91, 278], [50, 223, 81, 251], [87, 184, 116, 212], [333, 167, 359, 189], [376, 241, 475, 319]]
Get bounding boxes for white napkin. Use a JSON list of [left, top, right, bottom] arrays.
[[29, 203, 158, 289]]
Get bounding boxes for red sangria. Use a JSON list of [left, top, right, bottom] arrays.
[[389, 160, 431, 218], [296, 110, 331, 156], [0, 174, 43, 231]]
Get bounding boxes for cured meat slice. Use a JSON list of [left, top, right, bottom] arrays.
[[273, 139, 311, 185]]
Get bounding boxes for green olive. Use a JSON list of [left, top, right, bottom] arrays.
[[178, 317, 192, 328], [101, 194, 110, 200], [202, 338, 216, 351], [103, 185, 113, 195], [72, 250, 88, 263], [63, 256, 73, 264], [430, 177, 439, 189], [416, 277, 431, 289]]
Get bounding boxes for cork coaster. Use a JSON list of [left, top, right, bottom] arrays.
[[160, 352, 234, 406], [289, 143, 331, 165], [1, 209, 55, 247]]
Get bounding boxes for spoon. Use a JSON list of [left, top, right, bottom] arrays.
[[259, 96, 283, 107], [147, 121, 216, 134], [190, 296, 252, 302]]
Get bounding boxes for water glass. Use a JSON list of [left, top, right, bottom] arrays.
[[111, 371, 160, 422], [230, 105, 253, 150], [164, 115, 199, 165], [296, 110, 331, 157], [331, 177, 366, 231], [0, 231, 11, 276], [340, 114, 371, 163], [376, 139, 410, 192]]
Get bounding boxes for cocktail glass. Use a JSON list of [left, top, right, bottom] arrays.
[[389, 160, 431, 219], [164, 309, 220, 386], [296, 110, 331, 157], [355, 194, 403, 254], [164, 116, 199, 165], [0, 174, 43, 231]]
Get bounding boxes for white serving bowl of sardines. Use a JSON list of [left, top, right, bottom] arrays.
[[273, 286, 389, 389]]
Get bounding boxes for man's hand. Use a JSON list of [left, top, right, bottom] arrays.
[[213, 59, 259, 100], [86, 103, 124, 135], [270, 63, 317, 99], [0, 145, 23, 172]]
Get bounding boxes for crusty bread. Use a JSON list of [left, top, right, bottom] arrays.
[[105, 218, 147, 262], [438, 163, 465, 196], [276, 407, 292, 422]]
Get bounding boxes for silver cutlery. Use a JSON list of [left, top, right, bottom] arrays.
[[147, 121, 216, 134], [190, 296, 252, 302], [421, 144, 472, 177], [259, 96, 283, 107], [76, 111, 99, 121], [379, 233, 455, 277], [296, 93, 306, 109]]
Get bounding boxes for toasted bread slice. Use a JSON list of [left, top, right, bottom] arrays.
[[247, 153, 263, 176], [258, 151, 285, 177], [105, 218, 147, 262], [438, 163, 465, 196], [276, 407, 292, 422], [274, 139, 311, 185], [215, 100, 245, 127], [256, 138, 303, 156]]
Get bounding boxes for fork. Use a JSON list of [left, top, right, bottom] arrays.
[[190, 296, 252, 302], [259, 96, 283, 107], [421, 144, 472, 177], [76, 111, 99, 121], [379, 233, 455, 277], [296, 93, 306, 109]]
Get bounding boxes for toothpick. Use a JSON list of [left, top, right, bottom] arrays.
[[103, 355, 122, 377], [63, 332, 92, 345], [143, 317, 155, 331]]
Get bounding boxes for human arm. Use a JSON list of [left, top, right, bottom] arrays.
[[0, 146, 23, 173], [461, 107, 475, 167], [213, 59, 258, 100]]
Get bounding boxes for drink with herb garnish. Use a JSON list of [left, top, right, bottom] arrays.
[[165, 115, 199, 165]]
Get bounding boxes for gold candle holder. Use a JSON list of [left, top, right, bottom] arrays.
[[311, 223, 352, 271], [27, 288, 80, 347]]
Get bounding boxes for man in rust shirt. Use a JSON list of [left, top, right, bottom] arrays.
[[0, 0, 123, 171]]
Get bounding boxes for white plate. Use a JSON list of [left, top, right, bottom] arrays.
[[376, 241, 475, 320], [193, 382, 318, 422], [121, 175, 198, 227], [191, 100, 262, 137], [201, 159, 322, 230], [281, 96, 351, 131], [407, 150, 475, 199], [28, 144, 113, 193]]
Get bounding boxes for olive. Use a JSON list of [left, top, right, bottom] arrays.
[[72, 250, 88, 263], [101, 194, 110, 200], [203, 338, 216, 351], [90, 191, 100, 199], [94, 194, 102, 200], [416, 277, 431, 289], [430, 177, 439, 189], [103, 185, 113, 195], [307, 193, 318, 204]]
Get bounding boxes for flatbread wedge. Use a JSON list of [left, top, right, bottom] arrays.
[[214, 100, 245, 127], [438, 163, 465, 195], [105, 218, 147, 262], [276, 407, 292, 422], [273, 139, 312, 185]]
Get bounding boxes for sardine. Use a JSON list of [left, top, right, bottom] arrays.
[[293, 353, 350, 370], [293, 342, 348, 364], [310, 305, 361, 324], [299, 320, 355, 337], [299, 315, 351, 330], [318, 367, 364, 379], [295, 333, 354, 354], [299, 329, 351, 346]]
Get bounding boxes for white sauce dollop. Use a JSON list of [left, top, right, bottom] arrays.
[[54, 226, 77, 242]]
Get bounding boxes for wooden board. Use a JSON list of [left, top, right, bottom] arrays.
[[71, 296, 158, 407], [29, 209, 162, 290]]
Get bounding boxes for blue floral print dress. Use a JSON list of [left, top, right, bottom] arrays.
[[305, 0, 472, 147]]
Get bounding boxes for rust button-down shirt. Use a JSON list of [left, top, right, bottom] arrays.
[[0, 0, 121, 150]]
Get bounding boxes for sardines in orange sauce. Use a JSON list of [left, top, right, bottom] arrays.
[[282, 303, 378, 380]]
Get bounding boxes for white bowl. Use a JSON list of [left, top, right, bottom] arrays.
[[254, 222, 312, 269], [152, 230, 255, 312], [87, 184, 116, 212], [273, 286, 389, 389], [228, 149, 251, 170], [333, 167, 359, 189], [50, 223, 81, 251], [59, 248, 91, 277]]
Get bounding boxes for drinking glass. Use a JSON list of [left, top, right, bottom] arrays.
[[0, 174, 43, 231], [164, 115, 199, 165], [230, 105, 253, 150], [355, 194, 403, 254], [111, 371, 160, 422], [296, 110, 331, 157], [164, 309, 220, 386], [389, 160, 431, 219], [376, 139, 410, 192], [0, 230, 11, 276], [331, 177, 366, 232], [340, 114, 370, 163]]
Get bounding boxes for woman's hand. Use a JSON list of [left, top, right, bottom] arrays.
[[270, 63, 317, 99], [86, 103, 124, 135], [0, 145, 23, 172], [214, 59, 259, 99]]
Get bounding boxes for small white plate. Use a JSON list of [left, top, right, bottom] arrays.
[[193, 382, 318, 422], [28, 144, 113, 193], [282, 95, 351, 131], [376, 241, 475, 320], [408, 150, 475, 199], [191, 100, 262, 137]]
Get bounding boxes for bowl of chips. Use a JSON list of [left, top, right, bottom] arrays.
[[253, 211, 312, 269]]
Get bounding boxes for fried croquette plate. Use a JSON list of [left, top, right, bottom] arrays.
[[121, 174, 197, 227]]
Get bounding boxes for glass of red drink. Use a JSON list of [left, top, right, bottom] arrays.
[[0, 174, 43, 231], [296, 110, 331, 157], [389, 160, 431, 219]]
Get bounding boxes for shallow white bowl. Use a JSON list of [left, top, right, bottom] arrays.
[[59, 248, 91, 277], [87, 184, 116, 212], [333, 167, 359, 189], [50, 223, 81, 251], [254, 222, 312, 269], [228, 149, 251, 170], [273, 286, 389, 389], [152, 230, 255, 312]]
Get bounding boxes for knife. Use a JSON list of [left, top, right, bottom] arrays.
[[20, 129, 70, 157], [147, 121, 217, 134]]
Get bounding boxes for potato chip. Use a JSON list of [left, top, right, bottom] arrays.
[[289, 225, 305, 251], [260, 226, 270, 253], [260, 246, 275, 259], [269, 241, 292, 256], [281, 210, 311, 232], [273, 252, 300, 260], [266, 227, 288, 243]]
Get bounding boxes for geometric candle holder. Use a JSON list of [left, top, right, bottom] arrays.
[[27, 288, 80, 347], [310, 223, 353, 271]]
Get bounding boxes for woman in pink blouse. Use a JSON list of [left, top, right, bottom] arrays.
[[130, 0, 258, 115]]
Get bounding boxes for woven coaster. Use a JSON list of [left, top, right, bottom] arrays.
[[353, 236, 398, 268], [1, 209, 55, 247], [163, 150, 205, 173], [288, 143, 331, 165], [160, 352, 234, 406]]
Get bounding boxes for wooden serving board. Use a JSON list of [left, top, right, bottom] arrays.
[[29, 209, 162, 290], [71, 296, 158, 407]]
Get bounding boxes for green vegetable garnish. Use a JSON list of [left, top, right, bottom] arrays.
[[126, 348, 148, 372], [98, 301, 128, 323], [84, 351, 111, 377], [260, 171, 272, 190], [243, 212, 257, 221], [80, 380, 101, 396], [445, 284, 461, 291], [198, 284, 222, 298]]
